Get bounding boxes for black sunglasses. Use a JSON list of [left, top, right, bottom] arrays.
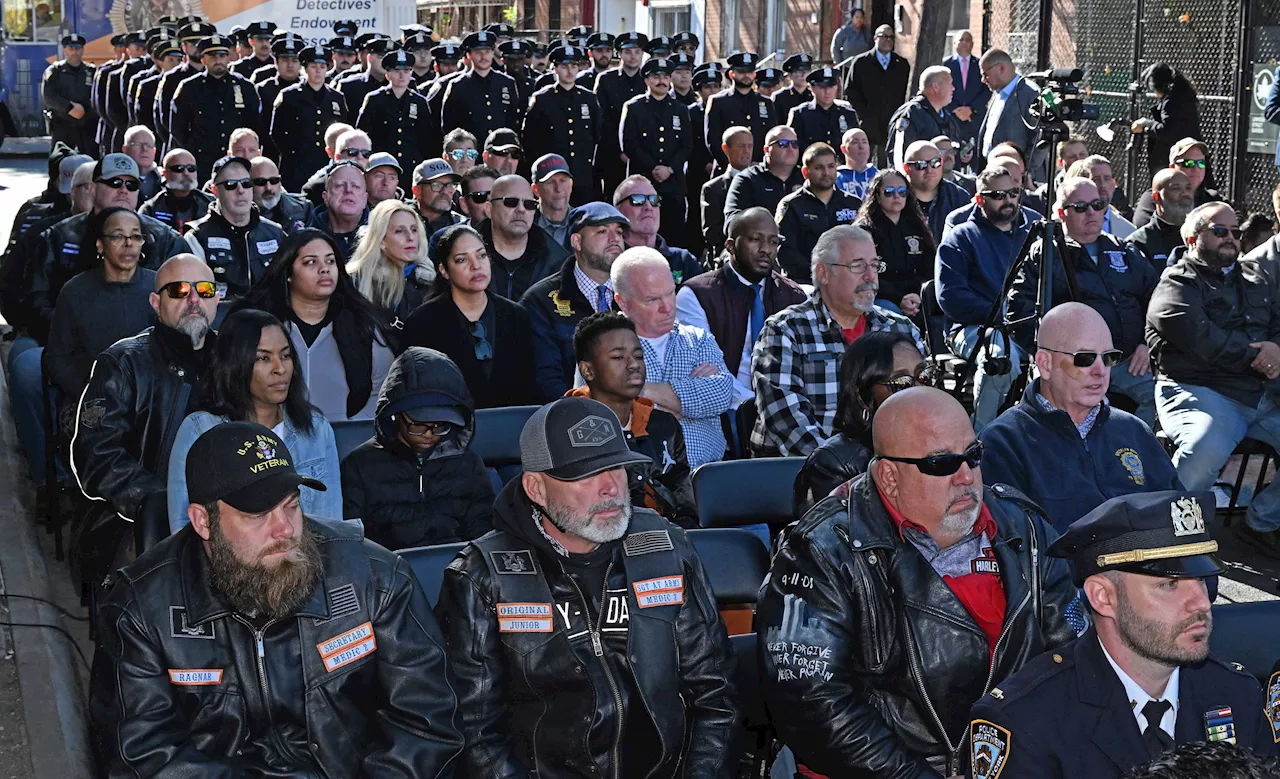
[[252, 176, 282, 186], [216, 178, 253, 191], [622, 193, 661, 207], [159, 280, 218, 299], [470, 320, 493, 360], [99, 177, 141, 192], [1064, 198, 1108, 214], [879, 441, 984, 477], [1205, 225, 1243, 240], [465, 190, 491, 204], [342, 148, 374, 159], [496, 196, 538, 210], [488, 148, 523, 159], [980, 188, 1019, 200], [165, 164, 198, 174], [1040, 346, 1124, 368], [400, 416, 454, 436], [904, 158, 943, 170], [878, 366, 936, 394]]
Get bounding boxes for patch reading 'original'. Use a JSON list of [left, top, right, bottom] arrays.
[[633, 576, 684, 608], [497, 602, 554, 632], [170, 606, 214, 639], [491, 550, 537, 574], [169, 669, 223, 685], [971, 720, 1011, 779], [317, 622, 377, 672]]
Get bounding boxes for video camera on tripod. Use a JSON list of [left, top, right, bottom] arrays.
[[1028, 68, 1101, 126]]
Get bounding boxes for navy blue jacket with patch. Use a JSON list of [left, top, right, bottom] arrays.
[[978, 380, 1181, 534]]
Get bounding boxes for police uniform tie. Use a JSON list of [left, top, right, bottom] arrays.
[[1141, 699, 1173, 758]]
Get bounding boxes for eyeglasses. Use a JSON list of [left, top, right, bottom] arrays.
[[99, 177, 141, 192], [772, 139, 800, 149], [465, 190, 491, 203], [879, 441, 984, 477], [1063, 198, 1108, 214], [216, 178, 253, 191], [904, 158, 943, 170], [1040, 346, 1125, 368], [1175, 159, 1207, 169], [980, 188, 1020, 200], [488, 148, 523, 159], [159, 280, 218, 299], [496, 196, 538, 210], [622, 193, 661, 207], [341, 148, 374, 159], [103, 232, 145, 245], [878, 366, 936, 394], [881, 186, 909, 197], [126, 141, 155, 151], [400, 416, 455, 436], [470, 319, 493, 361], [427, 181, 458, 192], [166, 164, 198, 174], [448, 148, 480, 161], [252, 176, 282, 186], [1204, 224, 1243, 240], [829, 259, 886, 274]]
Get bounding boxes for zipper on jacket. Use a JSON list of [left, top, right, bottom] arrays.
[[232, 615, 297, 767], [902, 624, 956, 775], [564, 560, 624, 779]]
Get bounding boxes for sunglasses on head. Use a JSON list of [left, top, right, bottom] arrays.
[[881, 186, 909, 197], [165, 164, 198, 174], [252, 176, 282, 186], [1205, 224, 1243, 240], [1040, 346, 1124, 368], [159, 280, 218, 299], [980, 188, 1019, 200], [1064, 198, 1108, 213], [448, 148, 480, 161], [216, 178, 253, 191], [341, 148, 374, 159], [99, 177, 141, 192], [1175, 159, 1206, 169], [465, 190, 491, 203], [905, 158, 943, 170], [623, 193, 662, 207], [879, 441, 984, 477], [497, 196, 538, 210]]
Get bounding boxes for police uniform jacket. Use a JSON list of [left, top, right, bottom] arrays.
[[757, 475, 1079, 778], [154, 62, 202, 144], [337, 71, 386, 123], [106, 57, 149, 146], [94, 59, 124, 148], [42, 59, 97, 132], [788, 99, 860, 155], [271, 82, 349, 192], [773, 86, 811, 126], [704, 87, 776, 170], [256, 75, 299, 121], [421, 71, 464, 158], [620, 92, 692, 195], [357, 85, 434, 181], [888, 94, 959, 166], [594, 68, 645, 161], [723, 162, 804, 234], [183, 205, 287, 300], [967, 628, 1276, 779], [522, 83, 601, 202], [775, 183, 862, 283], [129, 69, 162, 128], [232, 54, 272, 81], [411, 70, 435, 90], [857, 209, 935, 305], [170, 71, 262, 177], [575, 65, 608, 92], [435, 479, 738, 778], [519, 254, 601, 401], [139, 188, 212, 233], [440, 69, 522, 148]]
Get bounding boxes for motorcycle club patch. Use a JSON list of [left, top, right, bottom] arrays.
[[317, 621, 376, 672], [79, 398, 107, 429], [491, 549, 537, 574], [970, 720, 1010, 779], [170, 606, 214, 639], [497, 602, 554, 632], [633, 575, 684, 608], [1266, 671, 1280, 742], [169, 669, 223, 685]]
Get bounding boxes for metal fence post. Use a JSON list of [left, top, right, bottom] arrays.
[[1036, 0, 1053, 70], [1231, 0, 1254, 204], [1125, 0, 1148, 201]]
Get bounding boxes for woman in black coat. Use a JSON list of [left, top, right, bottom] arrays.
[[855, 169, 936, 318], [1133, 63, 1202, 175], [400, 224, 537, 409]]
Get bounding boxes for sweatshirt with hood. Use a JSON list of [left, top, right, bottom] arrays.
[[340, 346, 493, 550]]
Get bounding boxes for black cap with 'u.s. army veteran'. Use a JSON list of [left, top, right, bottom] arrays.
[[1048, 490, 1224, 585], [520, 397, 650, 481], [188, 422, 326, 514]]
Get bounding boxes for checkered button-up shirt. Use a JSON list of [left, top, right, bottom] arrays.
[[640, 323, 734, 469], [750, 291, 925, 456]]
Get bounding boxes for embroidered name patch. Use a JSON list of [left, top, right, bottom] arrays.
[[169, 669, 223, 685], [317, 622, 376, 671], [497, 602, 554, 632], [633, 576, 684, 608]]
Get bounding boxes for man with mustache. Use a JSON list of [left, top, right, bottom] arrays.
[[969, 491, 1275, 777], [759, 386, 1079, 778], [139, 147, 211, 231], [436, 396, 739, 777], [1128, 169, 1195, 271], [90, 421, 464, 776]]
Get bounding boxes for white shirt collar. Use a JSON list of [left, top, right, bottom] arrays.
[[1099, 637, 1180, 737]]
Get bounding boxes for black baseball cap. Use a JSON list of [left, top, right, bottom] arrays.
[[520, 397, 650, 481], [485, 128, 522, 151], [187, 422, 326, 514]]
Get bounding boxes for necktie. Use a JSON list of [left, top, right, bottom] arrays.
[[596, 284, 611, 313], [1141, 700, 1174, 758], [960, 57, 969, 90], [749, 282, 766, 346]]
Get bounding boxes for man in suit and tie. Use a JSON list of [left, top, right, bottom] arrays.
[[943, 31, 990, 154], [843, 24, 910, 168], [977, 49, 1047, 182], [700, 125, 754, 267]]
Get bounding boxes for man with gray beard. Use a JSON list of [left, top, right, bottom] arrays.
[[90, 421, 464, 776], [249, 156, 309, 234], [759, 387, 1079, 778], [139, 148, 212, 232], [436, 396, 740, 777], [72, 255, 221, 584]]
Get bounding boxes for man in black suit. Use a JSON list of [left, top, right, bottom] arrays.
[[842, 24, 910, 167], [943, 30, 990, 151], [700, 126, 754, 266]]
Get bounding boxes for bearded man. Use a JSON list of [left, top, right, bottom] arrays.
[[436, 396, 741, 777], [89, 421, 464, 776]]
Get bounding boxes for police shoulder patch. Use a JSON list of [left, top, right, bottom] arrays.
[[1265, 669, 1280, 743], [970, 719, 1011, 779]]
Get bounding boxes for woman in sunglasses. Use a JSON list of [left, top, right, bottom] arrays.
[[400, 224, 536, 408], [166, 308, 343, 532], [795, 330, 930, 509], [346, 200, 435, 344], [855, 169, 936, 318], [230, 229, 394, 421]]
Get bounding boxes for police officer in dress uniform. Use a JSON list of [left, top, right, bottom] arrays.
[[441, 31, 522, 153], [685, 62, 721, 257], [595, 31, 647, 201], [43, 33, 98, 156], [672, 31, 699, 58], [328, 35, 359, 82], [499, 38, 537, 108], [94, 34, 130, 155], [271, 45, 348, 193], [233, 21, 276, 81], [155, 22, 214, 145], [357, 49, 433, 188], [773, 53, 813, 123], [576, 32, 615, 92], [338, 36, 392, 120], [704, 51, 775, 173], [170, 35, 262, 180], [968, 491, 1279, 779], [132, 36, 183, 132], [256, 34, 304, 125], [104, 32, 148, 153], [420, 43, 465, 162], [523, 45, 601, 207], [621, 57, 693, 245], [404, 30, 435, 89], [123, 31, 168, 128], [755, 67, 783, 99], [788, 65, 861, 153]]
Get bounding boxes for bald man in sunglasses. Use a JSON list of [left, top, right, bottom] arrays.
[[759, 386, 1078, 779], [72, 254, 221, 585]]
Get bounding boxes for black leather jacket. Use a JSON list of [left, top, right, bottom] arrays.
[[758, 475, 1078, 778], [184, 205, 287, 301], [795, 432, 872, 512], [435, 479, 740, 778], [90, 520, 464, 777]]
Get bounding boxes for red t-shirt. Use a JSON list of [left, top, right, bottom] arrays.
[[840, 314, 867, 344]]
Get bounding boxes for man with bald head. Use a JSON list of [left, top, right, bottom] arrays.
[[1128, 168, 1194, 270], [73, 255, 222, 575], [724, 125, 804, 228], [902, 139, 969, 242], [140, 148, 212, 232], [1149, 202, 1280, 557], [759, 386, 1078, 777], [981, 303, 1179, 532], [1009, 177, 1159, 426], [481, 173, 571, 301], [250, 156, 309, 233]]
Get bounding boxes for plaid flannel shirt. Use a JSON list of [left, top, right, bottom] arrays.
[[640, 322, 734, 468], [750, 291, 925, 456]]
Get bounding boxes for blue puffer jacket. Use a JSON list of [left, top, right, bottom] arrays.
[[935, 207, 1031, 329], [979, 379, 1181, 533]]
